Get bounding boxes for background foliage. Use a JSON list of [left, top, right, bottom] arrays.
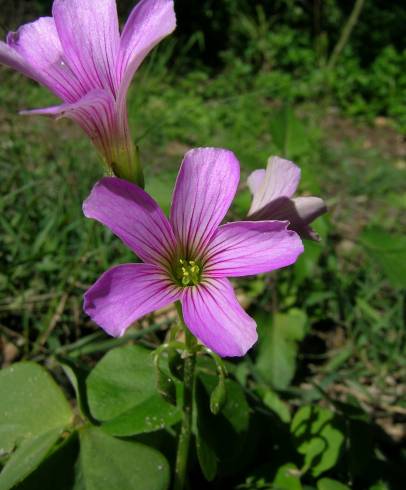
[[0, 0, 405, 489]]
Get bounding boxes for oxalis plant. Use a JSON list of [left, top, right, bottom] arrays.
[[0, 1, 327, 489]]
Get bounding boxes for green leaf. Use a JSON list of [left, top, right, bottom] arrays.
[[368, 482, 390, 490], [273, 463, 302, 490], [256, 309, 307, 390], [195, 426, 217, 482], [59, 359, 92, 421], [269, 104, 311, 158], [0, 429, 62, 490], [262, 389, 291, 423], [86, 345, 180, 435], [14, 432, 78, 490], [291, 406, 344, 477], [359, 227, 406, 288], [195, 374, 250, 479], [77, 427, 169, 490], [146, 172, 177, 216], [0, 362, 73, 455], [101, 395, 181, 437], [293, 231, 325, 287], [317, 478, 350, 490], [195, 378, 218, 481]]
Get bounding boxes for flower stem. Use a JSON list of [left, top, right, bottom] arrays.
[[174, 302, 196, 490]]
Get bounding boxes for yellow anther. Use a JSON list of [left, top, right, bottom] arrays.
[[176, 257, 202, 286]]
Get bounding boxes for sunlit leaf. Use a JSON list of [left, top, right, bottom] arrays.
[[269, 104, 311, 158], [76, 427, 169, 490], [256, 309, 307, 390], [0, 363, 73, 489], [317, 478, 350, 490], [86, 345, 180, 435], [273, 463, 302, 490], [359, 227, 406, 288], [0, 429, 62, 490], [101, 395, 181, 437], [291, 406, 344, 477], [262, 389, 291, 423], [0, 362, 73, 455]]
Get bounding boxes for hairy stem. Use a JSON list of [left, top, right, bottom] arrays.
[[174, 302, 196, 490]]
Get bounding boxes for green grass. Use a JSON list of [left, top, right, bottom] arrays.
[[0, 55, 405, 434]]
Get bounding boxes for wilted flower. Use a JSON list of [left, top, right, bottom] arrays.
[[0, 0, 176, 185], [247, 156, 327, 240], [83, 148, 304, 357]]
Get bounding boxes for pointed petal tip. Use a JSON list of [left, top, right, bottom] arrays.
[[19, 107, 61, 117]]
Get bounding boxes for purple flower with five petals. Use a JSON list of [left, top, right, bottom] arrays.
[[83, 148, 304, 357], [0, 0, 176, 184], [247, 156, 327, 240]]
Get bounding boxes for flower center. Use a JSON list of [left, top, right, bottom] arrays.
[[176, 259, 201, 286]]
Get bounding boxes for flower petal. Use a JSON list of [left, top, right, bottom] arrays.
[[21, 89, 119, 161], [293, 196, 327, 224], [117, 0, 176, 98], [248, 156, 301, 215], [170, 148, 240, 258], [204, 221, 304, 277], [84, 263, 181, 337], [83, 177, 177, 268], [248, 196, 326, 241], [53, 0, 120, 94], [4, 17, 84, 101], [0, 41, 42, 81], [247, 168, 265, 195], [181, 278, 257, 357]]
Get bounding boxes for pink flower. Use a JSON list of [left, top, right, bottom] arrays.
[[247, 157, 327, 240], [0, 0, 176, 184], [83, 148, 304, 357]]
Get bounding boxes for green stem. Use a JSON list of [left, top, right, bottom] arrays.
[[174, 302, 196, 490], [327, 0, 365, 70]]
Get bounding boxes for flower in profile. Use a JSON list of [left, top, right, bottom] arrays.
[[247, 156, 327, 240], [83, 148, 304, 357], [0, 0, 176, 185]]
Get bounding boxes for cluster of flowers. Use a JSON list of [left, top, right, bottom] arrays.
[[0, 0, 326, 357]]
